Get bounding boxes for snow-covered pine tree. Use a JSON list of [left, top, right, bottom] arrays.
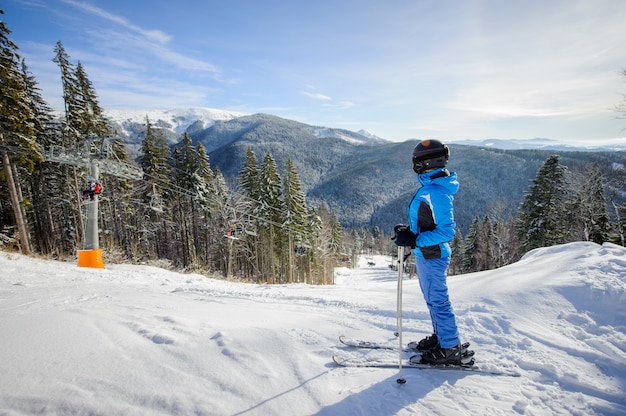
[[52, 41, 81, 144], [236, 146, 263, 278], [516, 155, 569, 253], [282, 158, 308, 283], [238, 146, 260, 210], [461, 216, 480, 273], [98, 136, 135, 258], [192, 141, 217, 266], [171, 132, 210, 267], [257, 152, 283, 282], [210, 168, 237, 278], [448, 228, 464, 275], [327, 210, 343, 283], [73, 61, 109, 138], [305, 206, 323, 282], [310, 202, 342, 284], [138, 117, 172, 258], [20, 58, 66, 255]]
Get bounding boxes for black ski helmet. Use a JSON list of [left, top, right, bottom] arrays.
[[412, 139, 449, 174]]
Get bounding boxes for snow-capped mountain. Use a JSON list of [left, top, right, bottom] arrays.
[[104, 107, 625, 152], [450, 137, 626, 152], [105, 107, 247, 143], [313, 127, 387, 145], [357, 129, 384, 141], [104, 107, 387, 147]]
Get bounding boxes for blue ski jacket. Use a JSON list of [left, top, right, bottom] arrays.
[[408, 168, 459, 259]]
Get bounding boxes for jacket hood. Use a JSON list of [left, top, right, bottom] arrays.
[[418, 168, 459, 195]]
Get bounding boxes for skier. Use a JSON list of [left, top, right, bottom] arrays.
[[82, 181, 102, 201], [393, 139, 467, 365]]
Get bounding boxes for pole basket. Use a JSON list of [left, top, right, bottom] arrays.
[[77, 248, 105, 269]]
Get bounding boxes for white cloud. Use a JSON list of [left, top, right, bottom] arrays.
[[302, 92, 332, 101], [60, 0, 171, 44], [59, 0, 219, 74], [323, 100, 354, 110]]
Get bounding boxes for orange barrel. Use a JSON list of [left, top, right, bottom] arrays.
[[77, 248, 105, 269]]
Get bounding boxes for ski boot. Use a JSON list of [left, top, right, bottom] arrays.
[[407, 334, 439, 351]]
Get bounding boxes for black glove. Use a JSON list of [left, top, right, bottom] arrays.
[[392, 224, 416, 248]]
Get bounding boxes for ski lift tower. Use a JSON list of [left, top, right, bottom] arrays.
[[44, 136, 143, 268]]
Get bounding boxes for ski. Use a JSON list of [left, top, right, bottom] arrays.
[[332, 354, 520, 377], [339, 335, 398, 351], [339, 336, 470, 354]]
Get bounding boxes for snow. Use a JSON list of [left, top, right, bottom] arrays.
[[449, 138, 626, 152], [1, 241, 625, 415], [104, 107, 246, 135], [313, 127, 387, 145]]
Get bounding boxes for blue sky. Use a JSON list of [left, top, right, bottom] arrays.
[[3, 0, 626, 143]]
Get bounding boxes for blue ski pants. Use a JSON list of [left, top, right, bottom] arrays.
[[415, 256, 460, 348]]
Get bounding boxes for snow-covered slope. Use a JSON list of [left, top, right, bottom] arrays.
[[1, 242, 625, 415]]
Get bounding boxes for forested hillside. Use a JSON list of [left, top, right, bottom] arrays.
[[186, 114, 624, 234], [193, 113, 384, 192]]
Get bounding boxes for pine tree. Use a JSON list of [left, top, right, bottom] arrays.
[[239, 146, 260, 208], [192, 141, 216, 265], [448, 228, 464, 275], [517, 155, 569, 252], [0, 11, 38, 254], [461, 216, 480, 273], [171, 133, 200, 266], [98, 137, 136, 258], [138, 117, 171, 258], [282, 158, 308, 282], [476, 215, 493, 271], [140, 117, 171, 194], [257, 152, 283, 281], [73, 61, 109, 137], [211, 168, 235, 277], [52, 41, 81, 143], [304, 206, 323, 282], [20, 58, 65, 255], [237, 146, 263, 279], [312, 203, 342, 284]]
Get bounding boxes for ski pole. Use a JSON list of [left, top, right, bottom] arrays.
[[396, 245, 406, 384]]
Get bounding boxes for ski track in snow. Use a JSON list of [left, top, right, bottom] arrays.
[[0, 242, 625, 415]]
